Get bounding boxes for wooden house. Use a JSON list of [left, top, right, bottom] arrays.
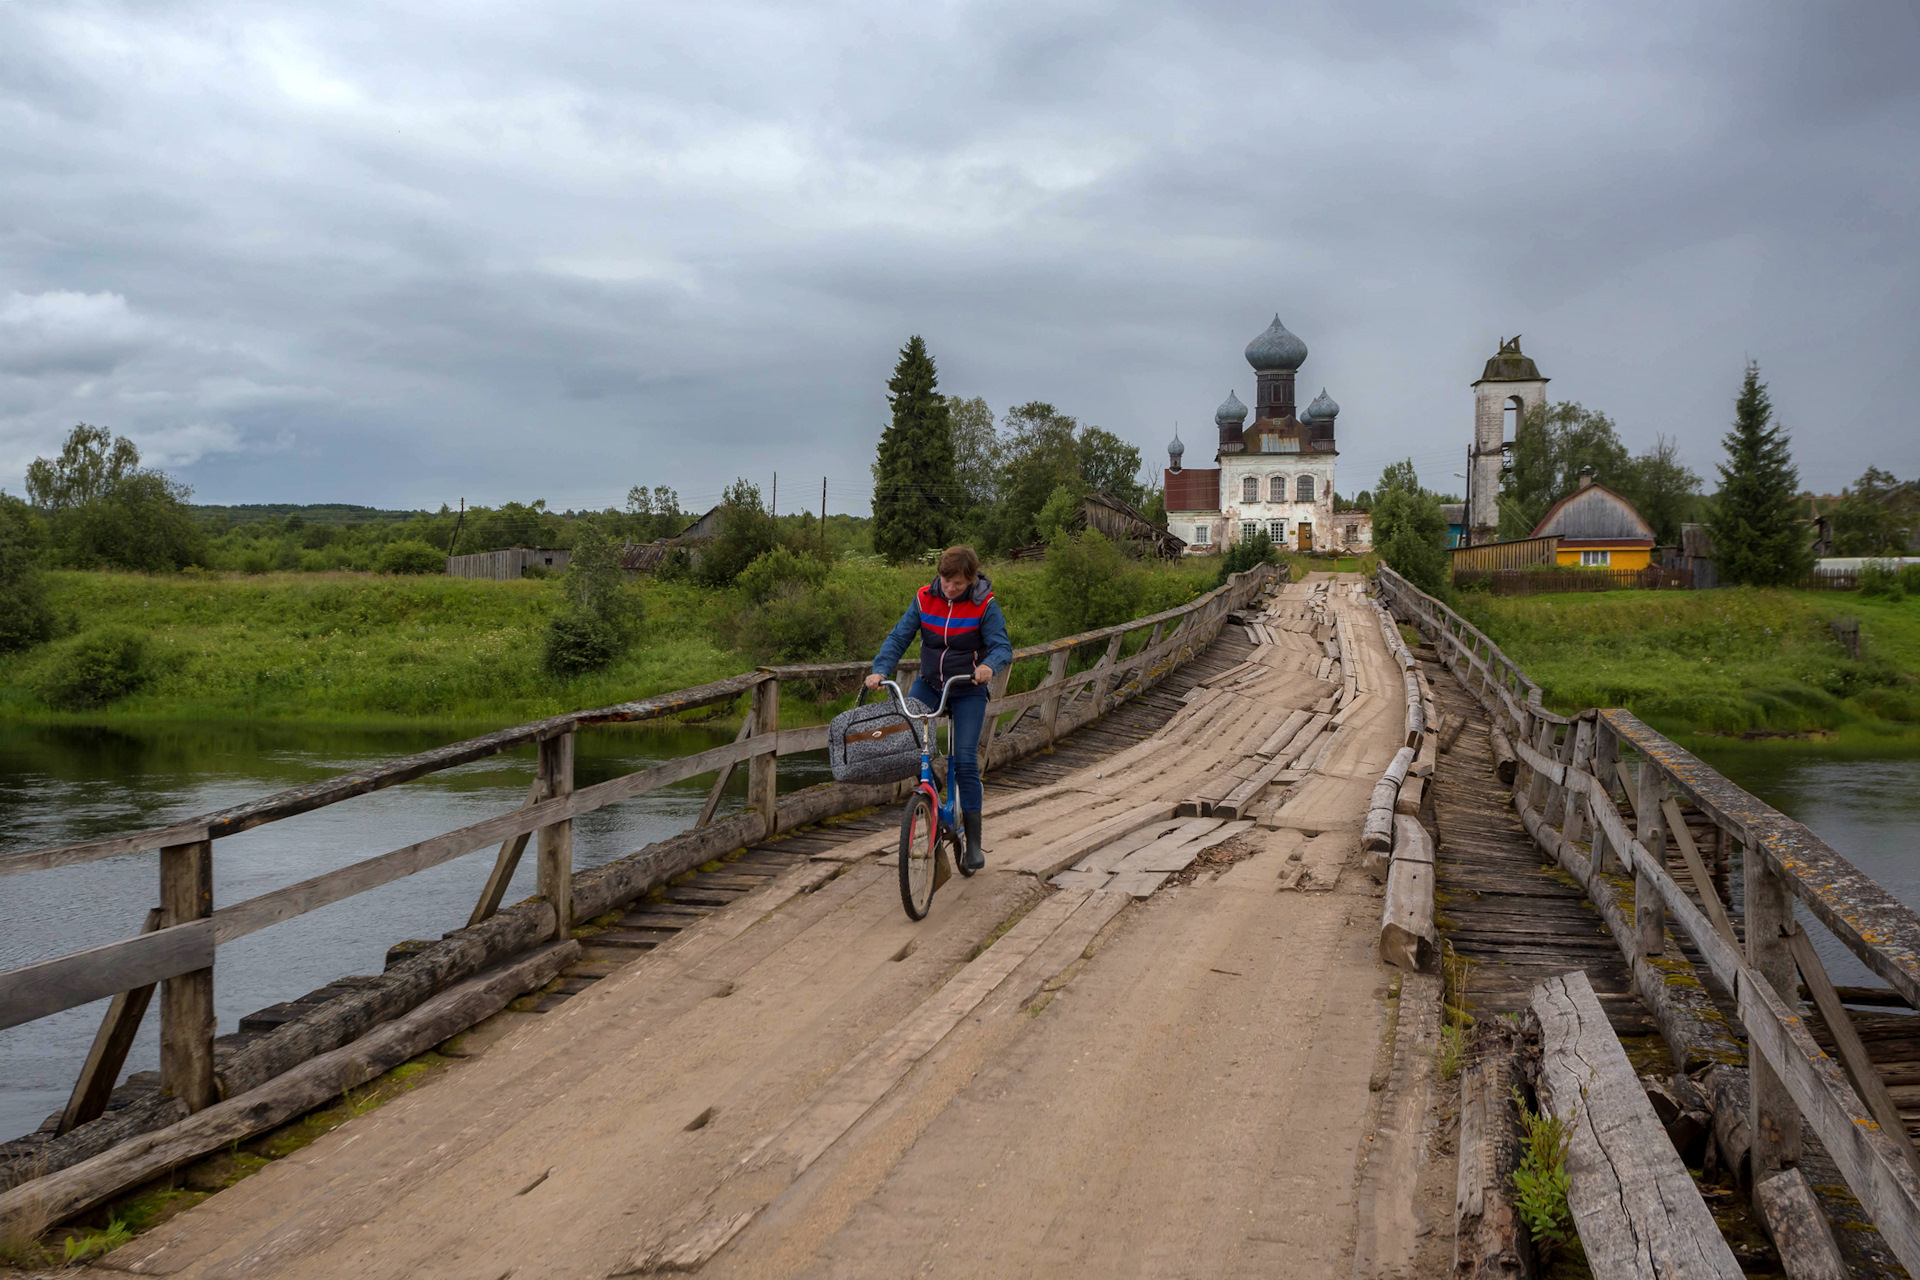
[[1531, 472, 1655, 570], [620, 506, 723, 575]]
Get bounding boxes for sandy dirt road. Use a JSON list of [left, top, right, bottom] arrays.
[[102, 574, 1405, 1280]]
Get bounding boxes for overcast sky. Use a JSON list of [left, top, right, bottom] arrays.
[[2, 0, 1915, 516]]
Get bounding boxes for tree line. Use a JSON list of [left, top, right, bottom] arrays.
[[1373, 361, 1907, 598]]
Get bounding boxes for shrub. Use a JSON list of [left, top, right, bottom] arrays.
[[541, 611, 622, 679], [731, 566, 892, 666], [696, 479, 778, 587], [737, 546, 830, 605], [1372, 462, 1450, 598], [0, 494, 53, 654], [375, 540, 446, 575], [1510, 1088, 1576, 1262], [37, 628, 151, 710], [1214, 529, 1280, 587], [1042, 529, 1144, 636]]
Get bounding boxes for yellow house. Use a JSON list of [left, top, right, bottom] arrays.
[[1531, 472, 1655, 570]]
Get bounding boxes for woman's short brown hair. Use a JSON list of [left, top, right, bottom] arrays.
[[936, 545, 980, 580]]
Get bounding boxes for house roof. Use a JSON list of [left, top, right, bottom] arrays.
[[1530, 480, 1655, 543]]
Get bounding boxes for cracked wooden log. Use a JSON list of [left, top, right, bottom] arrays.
[[1363, 746, 1416, 853], [1379, 816, 1436, 973], [1531, 970, 1742, 1279], [1455, 1021, 1533, 1278], [1488, 726, 1518, 785]]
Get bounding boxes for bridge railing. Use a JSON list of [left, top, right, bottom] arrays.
[[1375, 562, 1920, 1271], [0, 562, 1282, 1161]]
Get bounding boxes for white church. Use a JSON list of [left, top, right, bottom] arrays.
[[1162, 314, 1367, 554]]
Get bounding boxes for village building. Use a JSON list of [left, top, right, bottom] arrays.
[[1163, 315, 1349, 553], [1466, 337, 1549, 547], [1531, 470, 1655, 569]]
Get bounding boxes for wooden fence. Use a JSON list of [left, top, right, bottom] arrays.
[[0, 562, 1282, 1231], [1457, 565, 1695, 595], [1376, 562, 1920, 1272], [1448, 535, 1559, 578], [446, 548, 572, 580]]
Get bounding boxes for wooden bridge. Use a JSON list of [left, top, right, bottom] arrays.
[[1, 563, 1918, 1277]]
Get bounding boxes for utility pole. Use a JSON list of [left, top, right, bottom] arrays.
[[821, 477, 827, 555], [447, 498, 465, 559], [771, 472, 777, 518]]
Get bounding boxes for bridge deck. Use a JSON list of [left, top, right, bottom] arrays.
[[99, 574, 1414, 1280]]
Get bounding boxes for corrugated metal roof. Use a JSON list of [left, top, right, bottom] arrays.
[[1531, 483, 1655, 542], [1164, 467, 1221, 513]]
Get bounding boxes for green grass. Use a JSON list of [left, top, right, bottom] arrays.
[[1458, 587, 1920, 742], [0, 557, 1222, 728]]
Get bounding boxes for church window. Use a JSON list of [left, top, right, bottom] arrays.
[[1240, 521, 1257, 543], [1268, 475, 1287, 502], [1268, 520, 1284, 541], [1296, 475, 1315, 502], [1193, 525, 1210, 545], [1261, 436, 1279, 453], [1241, 476, 1259, 503]]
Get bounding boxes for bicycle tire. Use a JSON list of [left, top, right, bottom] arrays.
[[899, 790, 938, 920]]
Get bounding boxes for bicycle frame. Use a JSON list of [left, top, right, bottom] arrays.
[[878, 674, 974, 854]]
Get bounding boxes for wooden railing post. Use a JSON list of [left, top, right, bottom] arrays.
[[1558, 719, 1595, 847], [1633, 761, 1668, 957], [1089, 630, 1127, 713], [1040, 649, 1070, 742], [1746, 843, 1805, 1181], [748, 674, 779, 839], [1592, 720, 1621, 874], [1527, 720, 1557, 813], [159, 840, 216, 1112], [977, 665, 1012, 758], [536, 732, 574, 941], [60, 908, 163, 1134]]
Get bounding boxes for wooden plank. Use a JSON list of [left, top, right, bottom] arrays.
[[468, 775, 544, 926], [0, 942, 580, 1240], [1255, 709, 1312, 758], [1788, 927, 1920, 1182], [58, 908, 163, 1134], [1531, 970, 1742, 1278], [1661, 797, 1735, 946], [696, 715, 755, 829], [1753, 1167, 1848, 1280], [1118, 821, 1251, 874], [1380, 819, 1436, 973], [208, 734, 776, 944]]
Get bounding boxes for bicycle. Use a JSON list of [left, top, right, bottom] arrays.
[[874, 674, 978, 921]]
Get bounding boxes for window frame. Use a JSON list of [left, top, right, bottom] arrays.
[[1268, 519, 1285, 542], [1296, 474, 1315, 502], [1268, 475, 1287, 502], [1240, 520, 1257, 543], [1193, 525, 1210, 545], [1580, 549, 1611, 567], [1241, 475, 1259, 503]]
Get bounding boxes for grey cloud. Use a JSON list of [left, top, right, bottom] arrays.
[[0, 0, 1914, 511]]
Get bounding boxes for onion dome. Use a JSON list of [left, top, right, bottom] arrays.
[[1304, 388, 1340, 421], [1213, 390, 1248, 426], [1167, 428, 1185, 466], [1244, 314, 1308, 372]]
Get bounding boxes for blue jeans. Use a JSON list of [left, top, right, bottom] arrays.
[[910, 678, 986, 813]]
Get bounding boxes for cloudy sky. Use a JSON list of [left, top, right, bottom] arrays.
[[1, 0, 1915, 516]]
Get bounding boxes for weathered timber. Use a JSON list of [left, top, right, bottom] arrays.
[[1488, 726, 1517, 785], [1531, 971, 1742, 1278], [1754, 1167, 1848, 1280], [1363, 746, 1416, 853], [159, 840, 217, 1113], [0, 943, 579, 1236], [1438, 712, 1467, 754], [1380, 816, 1437, 973], [0, 919, 214, 1034], [1455, 1023, 1533, 1278], [1787, 926, 1920, 1181], [58, 909, 163, 1135]]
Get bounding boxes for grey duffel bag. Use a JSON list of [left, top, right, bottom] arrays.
[[828, 690, 928, 784]]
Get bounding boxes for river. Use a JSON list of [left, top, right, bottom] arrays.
[[0, 721, 834, 1143]]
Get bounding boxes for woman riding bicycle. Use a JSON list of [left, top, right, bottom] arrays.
[[865, 545, 1012, 872]]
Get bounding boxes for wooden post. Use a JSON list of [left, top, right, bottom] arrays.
[[1039, 649, 1070, 743], [977, 665, 1012, 758], [748, 674, 779, 838], [1591, 720, 1621, 874], [1089, 630, 1127, 713], [469, 775, 545, 926], [1548, 718, 1591, 831], [1634, 761, 1667, 957], [159, 840, 216, 1112], [1527, 720, 1556, 813], [536, 733, 574, 942], [1746, 842, 1804, 1184], [695, 715, 755, 830], [60, 908, 163, 1134]]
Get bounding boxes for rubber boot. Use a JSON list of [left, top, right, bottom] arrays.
[[961, 811, 985, 872]]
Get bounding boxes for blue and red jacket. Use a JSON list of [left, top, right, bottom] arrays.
[[873, 575, 1013, 690]]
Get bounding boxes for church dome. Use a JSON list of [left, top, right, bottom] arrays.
[[1167, 429, 1186, 462], [1245, 315, 1308, 372], [1304, 388, 1340, 421], [1213, 390, 1248, 426]]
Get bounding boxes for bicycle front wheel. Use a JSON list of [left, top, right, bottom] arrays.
[[899, 790, 937, 920]]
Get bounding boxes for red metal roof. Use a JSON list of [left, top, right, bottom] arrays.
[[1164, 468, 1220, 513]]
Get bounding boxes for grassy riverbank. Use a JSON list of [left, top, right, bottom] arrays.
[[1458, 587, 1920, 744], [0, 558, 1225, 728]]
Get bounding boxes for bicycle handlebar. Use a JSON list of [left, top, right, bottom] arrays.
[[875, 672, 976, 722]]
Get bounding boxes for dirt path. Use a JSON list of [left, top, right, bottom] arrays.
[[101, 574, 1406, 1280]]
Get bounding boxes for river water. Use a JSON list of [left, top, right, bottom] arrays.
[[1685, 741, 1920, 992], [0, 721, 833, 1143]]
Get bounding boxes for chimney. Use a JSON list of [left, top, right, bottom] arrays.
[[1578, 466, 1594, 489]]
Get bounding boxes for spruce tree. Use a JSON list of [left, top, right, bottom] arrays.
[[872, 336, 955, 563], [1709, 362, 1811, 587]]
